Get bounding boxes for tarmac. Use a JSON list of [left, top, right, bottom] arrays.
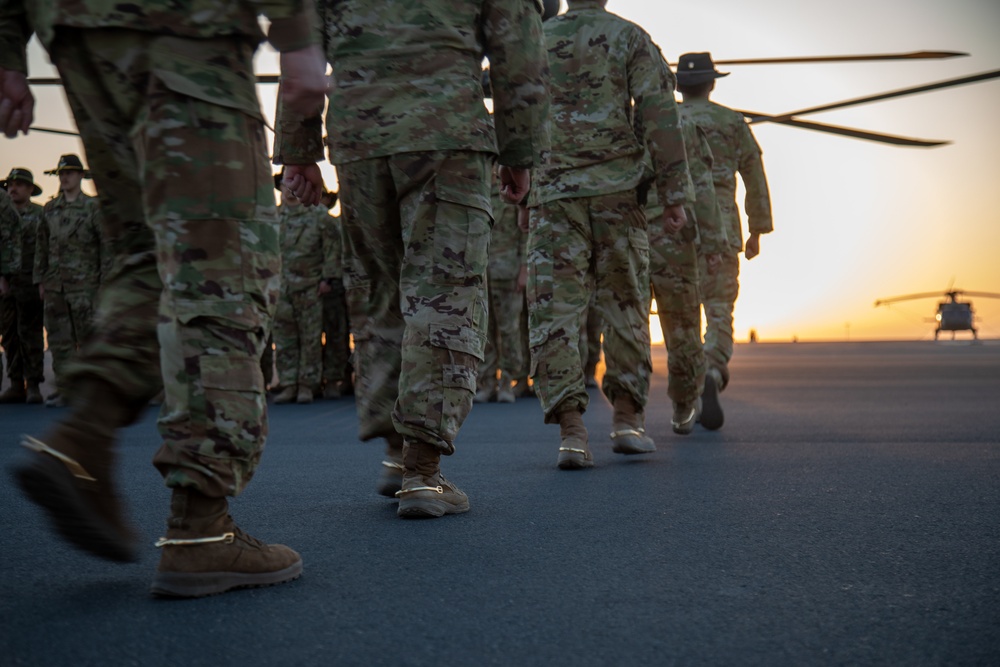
[[1, 340, 998, 666]]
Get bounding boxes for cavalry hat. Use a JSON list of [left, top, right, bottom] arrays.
[[1, 167, 43, 196], [675, 52, 730, 86], [44, 153, 92, 178]]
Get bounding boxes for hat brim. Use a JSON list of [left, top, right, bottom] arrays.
[[1, 179, 43, 196], [676, 70, 730, 86], [45, 167, 91, 178]]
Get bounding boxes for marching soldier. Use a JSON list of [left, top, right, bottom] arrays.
[[0, 185, 19, 386], [319, 191, 352, 400], [35, 154, 107, 407], [0, 167, 45, 404], [676, 52, 774, 430]]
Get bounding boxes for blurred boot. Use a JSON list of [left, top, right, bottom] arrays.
[[0, 382, 26, 403], [671, 401, 696, 435], [273, 385, 296, 404], [150, 488, 302, 598], [295, 385, 314, 404], [376, 433, 404, 498], [610, 396, 655, 454], [700, 369, 724, 431], [495, 372, 515, 404], [396, 440, 469, 518], [557, 408, 592, 470], [25, 382, 43, 404]]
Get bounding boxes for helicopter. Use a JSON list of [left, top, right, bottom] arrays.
[[874, 288, 1000, 340]]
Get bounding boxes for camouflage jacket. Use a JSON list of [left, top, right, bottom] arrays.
[[34, 192, 107, 292], [4, 201, 43, 282], [279, 203, 328, 292], [321, 213, 343, 282], [0, 0, 319, 74], [274, 0, 551, 168], [488, 188, 525, 283], [0, 188, 19, 276], [531, 0, 691, 208], [678, 98, 772, 252]]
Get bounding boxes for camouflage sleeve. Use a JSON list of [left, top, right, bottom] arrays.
[[91, 204, 113, 283], [33, 209, 48, 286], [688, 125, 728, 255], [738, 123, 773, 235], [0, 0, 31, 73], [482, 0, 551, 168], [630, 35, 692, 208]]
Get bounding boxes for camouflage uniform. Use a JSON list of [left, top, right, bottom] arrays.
[[1, 200, 45, 391], [477, 183, 527, 399], [0, 188, 19, 384], [34, 191, 106, 394], [527, 0, 691, 425], [275, 0, 550, 453], [679, 98, 772, 389], [0, 0, 319, 497], [274, 202, 327, 394], [320, 212, 351, 392]]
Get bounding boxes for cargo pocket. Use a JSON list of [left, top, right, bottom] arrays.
[[431, 172, 492, 287], [196, 354, 267, 457], [425, 324, 484, 445]]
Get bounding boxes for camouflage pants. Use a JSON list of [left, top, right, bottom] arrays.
[[43, 289, 96, 393], [478, 276, 526, 388], [339, 151, 490, 453], [649, 232, 704, 406], [527, 192, 651, 422], [699, 251, 740, 389], [321, 281, 352, 385], [580, 292, 604, 377], [0, 277, 44, 385], [51, 29, 279, 497], [274, 287, 323, 391]]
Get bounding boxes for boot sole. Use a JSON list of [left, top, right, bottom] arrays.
[[150, 560, 303, 598], [557, 452, 594, 469], [700, 375, 724, 431], [12, 453, 138, 563], [397, 496, 470, 518]]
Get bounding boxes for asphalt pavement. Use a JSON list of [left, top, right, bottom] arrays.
[[1, 340, 998, 666]]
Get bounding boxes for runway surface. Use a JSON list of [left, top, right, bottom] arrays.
[[2, 340, 998, 666]]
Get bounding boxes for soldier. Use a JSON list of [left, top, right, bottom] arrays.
[[35, 154, 107, 407], [275, 0, 550, 517], [0, 185, 19, 386], [526, 0, 691, 469], [273, 171, 328, 405], [0, 167, 45, 404], [1, 0, 327, 597], [475, 173, 527, 405], [676, 52, 774, 430], [319, 190, 353, 400]]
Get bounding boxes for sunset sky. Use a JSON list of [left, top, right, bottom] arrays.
[[5, 0, 999, 341]]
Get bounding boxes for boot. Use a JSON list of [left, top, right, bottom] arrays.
[[610, 396, 655, 454], [25, 382, 43, 404], [376, 433, 404, 498], [150, 488, 302, 598], [473, 382, 495, 404], [396, 440, 469, 518], [557, 409, 593, 470], [12, 379, 141, 562], [495, 372, 515, 404], [699, 370, 724, 431], [45, 391, 67, 408], [0, 381, 26, 403], [296, 385, 314, 404], [671, 401, 696, 435], [273, 385, 297, 404], [322, 382, 342, 400]]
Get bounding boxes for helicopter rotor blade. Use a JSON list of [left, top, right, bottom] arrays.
[[687, 51, 969, 67], [734, 113, 948, 147], [874, 292, 951, 306], [27, 126, 80, 137], [748, 70, 1000, 123], [958, 291, 1000, 300]]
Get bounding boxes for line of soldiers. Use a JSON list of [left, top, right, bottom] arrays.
[[2, 0, 770, 599]]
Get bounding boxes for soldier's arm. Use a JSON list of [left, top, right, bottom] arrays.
[[738, 122, 773, 236], [482, 0, 551, 169], [630, 36, 693, 211], [0, 0, 34, 137]]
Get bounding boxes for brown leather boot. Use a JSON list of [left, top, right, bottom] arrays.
[[610, 396, 655, 454], [0, 382, 26, 403], [376, 433, 404, 498], [150, 488, 302, 598], [13, 379, 143, 562], [396, 440, 469, 518], [557, 409, 593, 469]]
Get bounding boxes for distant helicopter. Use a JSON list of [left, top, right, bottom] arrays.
[[874, 288, 1000, 340]]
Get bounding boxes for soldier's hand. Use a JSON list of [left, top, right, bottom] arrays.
[[517, 205, 529, 233], [663, 205, 687, 234], [745, 233, 761, 260], [283, 164, 324, 206], [499, 166, 530, 205], [278, 45, 328, 118], [0, 68, 34, 138]]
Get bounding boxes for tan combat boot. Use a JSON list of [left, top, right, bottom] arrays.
[[0, 381, 26, 403], [557, 408, 593, 469], [150, 488, 302, 598], [25, 382, 43, 404], [699, 369, 724, 431], [296, 385, 314, 404], [495, 372, 516, 404], [671, 401, 696, 435], [610, 396, 655, 454], [376, 433, 404, 497], [395, 440, 469, 518], [273, 385, 297, 404], [13, 379, 142, 562]]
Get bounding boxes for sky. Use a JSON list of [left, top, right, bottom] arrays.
[[5, 0, 1000, 342]]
